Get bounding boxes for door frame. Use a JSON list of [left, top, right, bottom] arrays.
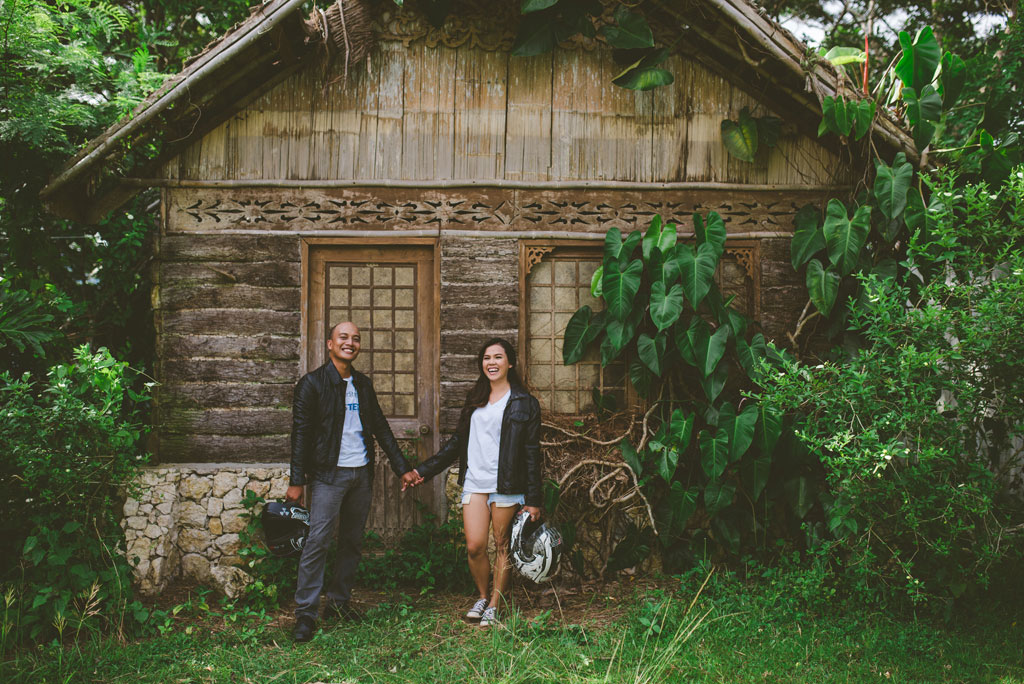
[[299, 236, 441, 453]]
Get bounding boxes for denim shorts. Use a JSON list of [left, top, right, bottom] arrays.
[[460, 491, 525, 507]]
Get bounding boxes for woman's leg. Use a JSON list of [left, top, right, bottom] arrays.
[[489, 504, 519, 609], [463, 493, 492, 600]]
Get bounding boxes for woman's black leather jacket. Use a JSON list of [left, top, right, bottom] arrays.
[[415, 385, 543, 507]]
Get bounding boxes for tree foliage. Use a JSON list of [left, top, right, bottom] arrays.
[[0, 0, 254, 375]]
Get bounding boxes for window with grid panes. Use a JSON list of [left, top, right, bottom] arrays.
[[522, 241, 759, 415], [524, 248, 627, 415], [325, 262, 417, 417]]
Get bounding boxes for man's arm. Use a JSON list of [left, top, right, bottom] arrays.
[[289, 375, 316, 488]]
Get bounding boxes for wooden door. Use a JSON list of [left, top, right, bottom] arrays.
[[305, 242, 440, 544]]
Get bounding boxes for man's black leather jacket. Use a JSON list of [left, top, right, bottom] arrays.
[[415, 385, 543, 507], [289, 362, 411, 486]]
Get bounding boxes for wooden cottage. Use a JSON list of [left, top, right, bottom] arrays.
[[43, 0, 913, 587]]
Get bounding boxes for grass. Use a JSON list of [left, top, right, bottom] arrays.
[[3, 570, 1023, 684]]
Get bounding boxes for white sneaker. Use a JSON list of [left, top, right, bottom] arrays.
[[466, 598, 489, 620], [479, 606, 498, 627]]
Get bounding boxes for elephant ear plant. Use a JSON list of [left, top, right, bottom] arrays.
[[561, 213, 809, 568]]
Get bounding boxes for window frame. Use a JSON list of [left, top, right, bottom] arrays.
[[518, 237, 761, 416]]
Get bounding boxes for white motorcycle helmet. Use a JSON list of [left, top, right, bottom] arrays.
[[510, 509, 564, 583]]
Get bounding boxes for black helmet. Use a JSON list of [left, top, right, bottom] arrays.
[[260, 501, 310, 557], [510, 510, 564, 583]]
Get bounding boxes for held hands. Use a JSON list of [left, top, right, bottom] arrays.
[[524, 505, 541, 522], [400, 468, 424, 492]]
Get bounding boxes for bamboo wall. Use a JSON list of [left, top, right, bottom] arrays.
[[166, 41, 844, 186]]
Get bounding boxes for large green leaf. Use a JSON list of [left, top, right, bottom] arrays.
[[853, 100, 876, 140], [600, 6, 653, 49], [939, 51, 966, 109], [700, 428, 729, 479], [694, 211, 726, 260], [601, 317, 635, 365], [700, 359, 729, 402], [562, 306, 604, 365], [736, 332, 767, 379], [642, 215, 663, 262], [721, 107, 758, 162], [677, 242, 717, 308], [620, 438, 642, 477], [669, 482, 699, 533], [822, 199, 870, 276], [636, 332, 666, 376], [648, 246, 681, 289], [650, 281, 684, 332], [719, 403, 758, 462], [913, 120, 937, 151], [741, 454, 771, 501], [806, 258, 840, 316], [704, 481, 736, 517], [604, 228, 642, 268], [590, 264, 604, 298], [784, 476, 815, 519], [695, 324, 730, 379], [673, 316, 701, 366], [628, 357, 655, 398], [820, 96, 853, 137], [726, 307, 748, 339], [790, 204, 824, 270], [873, 155, 914, 221], [655, 443, 679, 483], [668, 408, 694, 451], [823, 46, 866, 65], [642, 215, 678, 262], [756, 405, 783, 454], [602, 258, 643, 320], [613, 65, 674, 91], [521, 0, 558, 13], [511, 13, 561, 56], [903, 85, 942, 125], [895, 26, 941, 93]]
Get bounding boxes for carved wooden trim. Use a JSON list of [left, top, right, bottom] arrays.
[[168, 188, 804, 234], [524, 246, 555, 276], [725, 246, 755, 279]]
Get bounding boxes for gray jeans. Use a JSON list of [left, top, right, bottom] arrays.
[[294, 465, 372, 619]]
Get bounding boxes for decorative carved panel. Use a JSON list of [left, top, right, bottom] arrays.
[[168, 188, 807, 234]]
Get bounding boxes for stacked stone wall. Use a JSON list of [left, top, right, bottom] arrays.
[[121, 463, 288, 597]]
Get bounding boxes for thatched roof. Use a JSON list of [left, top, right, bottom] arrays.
[[41, 0, 916, 223]]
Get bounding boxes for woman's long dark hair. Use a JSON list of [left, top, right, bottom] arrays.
[[456, 338, 525, 435]]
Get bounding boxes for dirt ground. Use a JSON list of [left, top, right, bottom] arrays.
[[147, 575, 664, 633]]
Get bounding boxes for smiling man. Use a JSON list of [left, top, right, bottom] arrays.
[[287, 321, 422, 642]]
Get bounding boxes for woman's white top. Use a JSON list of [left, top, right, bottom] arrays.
[[463, 389, 511, 493]]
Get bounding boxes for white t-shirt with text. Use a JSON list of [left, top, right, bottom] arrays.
[[337, 379, 369, 467]]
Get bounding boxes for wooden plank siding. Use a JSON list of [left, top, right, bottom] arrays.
[[153, 231, 303, 462], [170, 42, 843, 185]]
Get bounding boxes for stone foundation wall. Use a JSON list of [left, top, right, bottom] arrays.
[[121, 463, 289, 597]]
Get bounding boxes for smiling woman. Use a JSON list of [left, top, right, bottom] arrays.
[[411, 337, 543, 627]]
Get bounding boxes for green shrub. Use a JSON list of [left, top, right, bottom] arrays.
[[0, 345, 150, 643], [759, 169, 1024, 605], [237, 491, 299, 611], [358, 506, 471, 593]]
